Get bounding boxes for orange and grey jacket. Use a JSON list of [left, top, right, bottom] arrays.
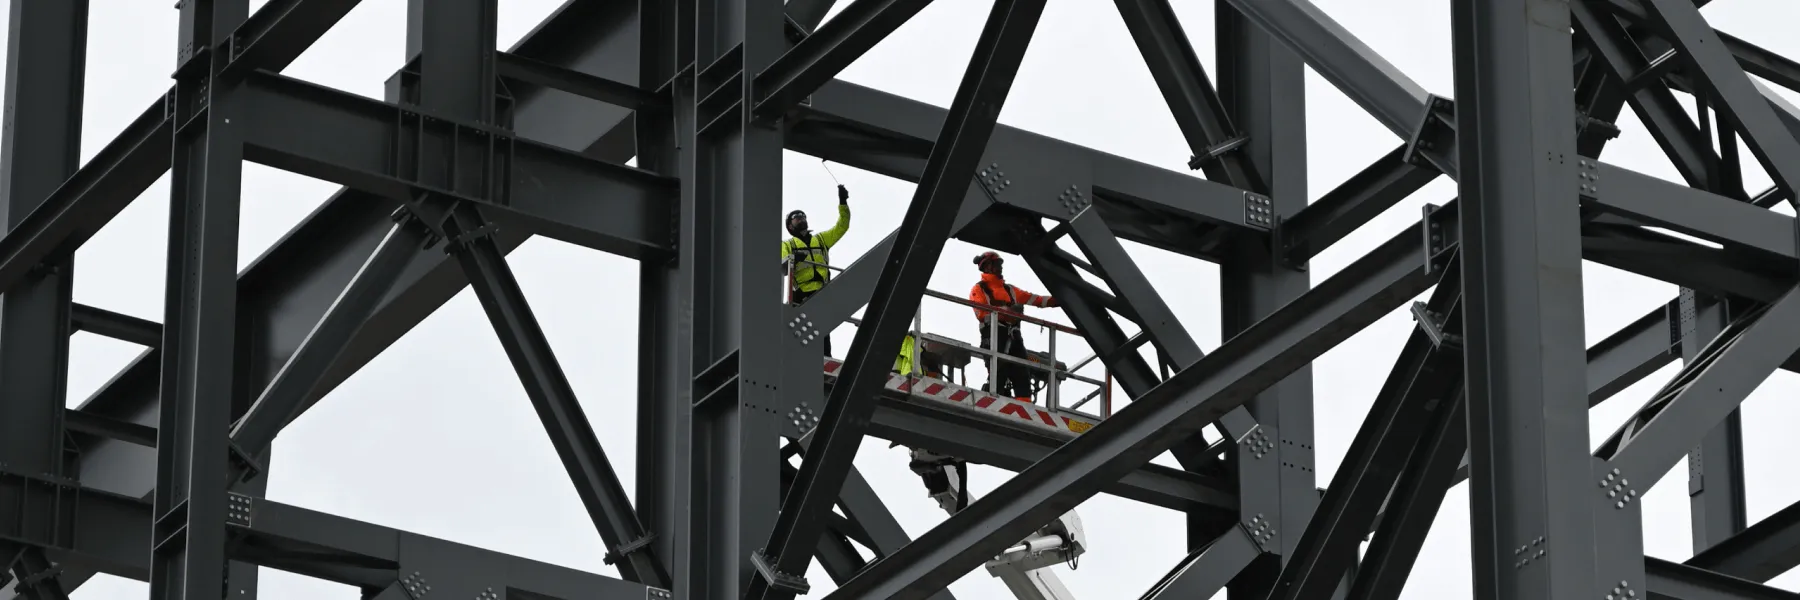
[[969, 273, 1054, 325]]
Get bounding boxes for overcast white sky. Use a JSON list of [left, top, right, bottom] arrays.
[[11, 0, 1800, 598]]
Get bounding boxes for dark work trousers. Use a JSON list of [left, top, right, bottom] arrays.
[[790, 287, 831, 356], [979, 323, 1032, 399]]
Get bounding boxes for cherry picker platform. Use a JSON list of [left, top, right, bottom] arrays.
[[806, 283, 1110, 600]]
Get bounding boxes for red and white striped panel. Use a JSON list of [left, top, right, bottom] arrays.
[[822, 358, 1097, 436]]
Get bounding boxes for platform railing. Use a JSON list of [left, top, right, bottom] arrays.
[[786, 255, 1114, 420]]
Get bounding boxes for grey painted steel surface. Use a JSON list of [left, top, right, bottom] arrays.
[[1451, 1, 1596, 597], [3, 0, 1800, 599]]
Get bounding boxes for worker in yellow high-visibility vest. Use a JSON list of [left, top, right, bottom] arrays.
[[781, 184, 851, 355]]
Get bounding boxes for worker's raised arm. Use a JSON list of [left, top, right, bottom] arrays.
[[1013, 287, 1059, 309], [818, 188, 852, 247]]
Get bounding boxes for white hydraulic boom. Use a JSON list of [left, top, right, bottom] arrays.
[[910, 448, 1086, 600]]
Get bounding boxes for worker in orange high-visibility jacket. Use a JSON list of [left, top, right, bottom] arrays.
[[968, 251, 1059, 402]]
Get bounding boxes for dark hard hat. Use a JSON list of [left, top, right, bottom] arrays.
[[787, 210, 807, 223], [973, 251, 1002, 266]]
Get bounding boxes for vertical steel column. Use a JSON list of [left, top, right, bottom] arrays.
[[0, 2, 86, 595], [1452, 0, 1594, 598], [1682, 290, 1747, 550], [1216, 2, 1314, 595], [637, 0, 694, 594], [404, 0, 669, 586], [684, 0, 789, 597], [151, 1, 250, 599]]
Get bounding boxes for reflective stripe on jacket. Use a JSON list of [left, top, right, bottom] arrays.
[[968, 273, 1052, 325], [780, 204, 851, 293]]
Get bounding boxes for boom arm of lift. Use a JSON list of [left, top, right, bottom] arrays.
[[910, 448, 1087, 600]]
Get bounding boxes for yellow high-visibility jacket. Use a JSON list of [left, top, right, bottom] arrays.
[[780, 204, 851, 294], [895, 334, 918, 375]]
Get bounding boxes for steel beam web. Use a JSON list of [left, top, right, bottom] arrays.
[[0, 3, 85, 597], [749, 1, 1047, 596], [1682, 290, 1749, 553], [1451, 0, 1595, 597], [1218, 2, 1317, 595], [1634, 0, 1800, 198], [150, 2, 251, 599], [1113, 0, 1258, 189], [1266, 281, 1463, 600], [754, 0, 936, 118]]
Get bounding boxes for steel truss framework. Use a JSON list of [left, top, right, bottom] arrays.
[[3, 0, 1800, 598]]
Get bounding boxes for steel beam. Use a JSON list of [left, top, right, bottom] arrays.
[[633, 0, 692, 593], [401, 0, 670, 587], [864, 386, 1237, 514], [1053, 210, 1261, 450], [0, 8, 86, 593], [150, 2, 250, 599], [1597, 0, 1800, 94], [753, 0, 936, 118], [1267, 284, 1462, 600], [1588, 303, 1681, 405], [0, 0, 363, 299], [1217, 4, 1316, 591], [1690, 499, 1800, 582], [1571, 0, 1719, 188], [1633, 0, 1800, 197], [753, 1, 1046, 596], [1451, 0, 1593, 597], [69, 304, 161, 348], [1114, 0, 1257, 189], [1348, 391, 1467, 600], [1141, 528, 1262, 600], [233, 70, 678, 259], [1644, 557, 1800, 600], [3, 482, 655, 598], [497, 52, 661, 110], [1597, 289, 1800, 492], [788, 80, 1258, 260], [1216, 0, 1427, 139], [1683, 291, 1749, 552], [450, 203, 668, 585], [1278, 146, 1438, 266], [823, 199, 1455, 599], [683, 0, 791, 596]]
